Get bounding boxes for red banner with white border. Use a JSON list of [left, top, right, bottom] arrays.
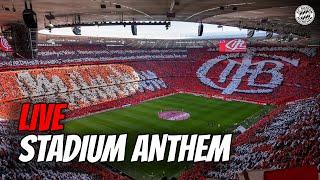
[[0, 36, 13, 52], [219, 39, 246, 53]]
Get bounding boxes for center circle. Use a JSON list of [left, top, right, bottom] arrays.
[[158, 111, 190, 121]]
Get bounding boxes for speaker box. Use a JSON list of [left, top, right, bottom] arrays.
[[10, 23, 37, 58], [23, 1, 37, 28]]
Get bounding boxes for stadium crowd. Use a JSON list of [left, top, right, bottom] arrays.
[[0, 44, 188, 69], [179, 94, 320, 179], [188, 47, 320, 104], [0, 120, 92, 179], [0, 63, 173, 119], [0, 44, 319, 179], [0, 120, 130, 180]]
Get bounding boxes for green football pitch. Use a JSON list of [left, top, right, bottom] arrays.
[[64, 93, 271, 179]]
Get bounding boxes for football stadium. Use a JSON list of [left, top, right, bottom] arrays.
[[0, 0, 319, 180]]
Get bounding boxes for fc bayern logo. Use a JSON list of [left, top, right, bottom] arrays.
[[295, 5, 315, 25]]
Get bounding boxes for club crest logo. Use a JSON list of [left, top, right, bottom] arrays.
[[219, 39, 247, 52], [225, 39, 246, 51], [197, 52, 299, 94], [295, 5, 315, 25]]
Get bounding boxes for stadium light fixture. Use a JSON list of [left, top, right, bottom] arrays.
[[247, 29, 255, 38], [45, 12, 55, 21], [165, 24, 170, 30], [198, 22, 204, 36], [100, 4, 106, 9], [266, 31, 273, 39], [72, 26, 81, 35], [46, 21, 171, 29], [131, 24, 137, 36]]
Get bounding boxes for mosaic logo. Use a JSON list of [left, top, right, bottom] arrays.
[[197, 53, 299, 94]]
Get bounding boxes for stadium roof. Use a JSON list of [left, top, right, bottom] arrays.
[[39, 21, 271, 40], [0, 0, 319, 42]]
